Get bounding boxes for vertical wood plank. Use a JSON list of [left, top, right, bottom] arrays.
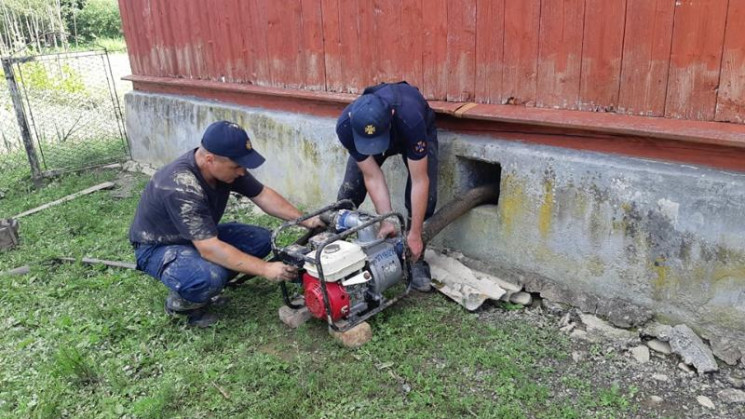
[[474, 0, 505, 104], [138, 0, 155, 76], [338, 0, 364, 93], [715, 0, 745, 124], [356, 0, 376, 88], [222, 0, 245, 82], [446, 0, 477, 102], [503, 0, 540, 106], [184, 0, 208, 78], [579, 0, 626, 111], [300, 0, 326, 90], [399, 0, 424, 88], [243, 0, 271, 86], [421, 0, 448, 100], [665, 0, 728, 120], [149, 0, 174, 77], [321, 0, 343, 92], [536, 0, 585, 110], [117, 0, 142, 75], [618, 0, 674, 116], [266, 1, 303, 88], [169, 0, 193, 78]]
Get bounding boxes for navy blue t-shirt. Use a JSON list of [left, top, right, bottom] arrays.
[[336, 82, 436, 162], [129, 149, 264, 245]]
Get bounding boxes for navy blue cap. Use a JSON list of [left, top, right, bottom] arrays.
[[201, 121, 265, 169], [350, 94, 392, 155]]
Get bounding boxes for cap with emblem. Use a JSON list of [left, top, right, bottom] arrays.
[[350, 94, 392, 156], [201, 120, 265, 169]]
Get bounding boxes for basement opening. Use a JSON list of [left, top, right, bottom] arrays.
[[456, 157, 502, 206]]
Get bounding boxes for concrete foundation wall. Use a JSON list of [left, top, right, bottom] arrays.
[[126, 92, 745, 361]]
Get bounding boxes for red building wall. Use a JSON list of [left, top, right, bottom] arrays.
[[119, 0, 745, 124]]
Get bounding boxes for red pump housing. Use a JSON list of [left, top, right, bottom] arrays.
[[302, 272, 350, 321]]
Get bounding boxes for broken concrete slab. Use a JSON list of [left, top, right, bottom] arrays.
[[595, 298, 653, 329], [279, 305, 311, 329], [578, 313, 639, 342], [648, 323, 719, 374], [426, 250, 507, 311], [708, 336, 742, 366]]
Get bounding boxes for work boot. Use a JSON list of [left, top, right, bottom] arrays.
[[165, 291, 218, 328], [410, 260, 432, 293]]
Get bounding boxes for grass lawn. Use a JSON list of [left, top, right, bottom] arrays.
[[0, 157, 639, 418]]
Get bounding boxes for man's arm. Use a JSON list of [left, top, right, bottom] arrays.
[[405, 156, 429, 261], [192, 236, 295, 282], [357, 156, 393, 215], [251, 186, 324, 229]]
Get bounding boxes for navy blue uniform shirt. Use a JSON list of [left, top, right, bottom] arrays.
[[336, 82, 436, 162], [129, 149, 264, 245]]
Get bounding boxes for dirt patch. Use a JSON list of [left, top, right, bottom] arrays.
[[477, 301, 745, 418]]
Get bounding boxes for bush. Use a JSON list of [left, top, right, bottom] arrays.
[[75, 0, 122, 42]]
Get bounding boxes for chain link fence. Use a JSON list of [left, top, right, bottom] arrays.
[[1, 50, 129, 179]]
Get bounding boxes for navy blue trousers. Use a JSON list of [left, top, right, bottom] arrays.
[[134, 222, 271, 303]]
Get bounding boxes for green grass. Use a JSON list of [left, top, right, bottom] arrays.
[[0, 161, 639, 418]]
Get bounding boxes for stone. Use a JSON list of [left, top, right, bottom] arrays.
[[678, 362, 694, 374], [630, 346, 650, 363], [572, 351, 584, 362], [560, 323, 576, 334], [578, 313, 639, 342], [667, 325, 718, 374], [509, 292, 532, 306], [649, 396, 663, 404], [709, 336, 742, 366], [647, 339, 672, 355], [727, 377, 745, 389], [0, 218, 20, 252], [570, 329, 588, 340], [718, 389, 745, 404], [643, 322, 674, 339], [278, 305, 311, 329], [539, 282, 600, 314], [595, 298, 654, 329], [541, 298, 568, 316], [697, 395, 715, 409], [652, 374, 669, 382], [329, 321, 373, 349]]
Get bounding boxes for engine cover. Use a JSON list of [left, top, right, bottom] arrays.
[[303, 272, 350, 321]]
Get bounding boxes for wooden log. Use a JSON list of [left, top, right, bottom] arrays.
[[422, 183, 500, 244], [13, 182, 115, 219], [0, 265, 30, 276]]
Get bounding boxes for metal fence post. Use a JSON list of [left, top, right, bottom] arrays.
[[2, 57, 42, 184]]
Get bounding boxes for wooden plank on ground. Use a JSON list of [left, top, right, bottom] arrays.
[[474, 0, 505, 104], [618, 0, 674, 117], [13, 182, 116, 219], [665, 0, 729, 121], [446, 0, 477, 102], [536, 0, 585, 110], [502, 0, 540, 106], [715, 0, 745, 124], [421, 0, 448, 100], [579, 0, 627, 111]]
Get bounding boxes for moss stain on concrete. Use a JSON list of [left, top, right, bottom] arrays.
[[498, 173, 527, 237], [538, 178, 554, 239]]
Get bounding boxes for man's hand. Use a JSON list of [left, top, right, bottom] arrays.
[[407, 230, 424, 261], [263, 262, 298, 282], [300, 215, 325, 230], [377, 220, 397, 239]]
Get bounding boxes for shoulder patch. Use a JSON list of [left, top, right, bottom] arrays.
[[414, 140, 427, 154]]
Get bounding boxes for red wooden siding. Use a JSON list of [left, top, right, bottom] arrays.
[[119, 0, 745, 125]]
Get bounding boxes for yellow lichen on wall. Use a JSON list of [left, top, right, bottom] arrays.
[[539, 179, 554, 239]]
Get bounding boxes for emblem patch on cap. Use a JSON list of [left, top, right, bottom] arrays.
[[414, 140, 427, 154], [364, 124, 376, 135], [246, 140, 253, 151]]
